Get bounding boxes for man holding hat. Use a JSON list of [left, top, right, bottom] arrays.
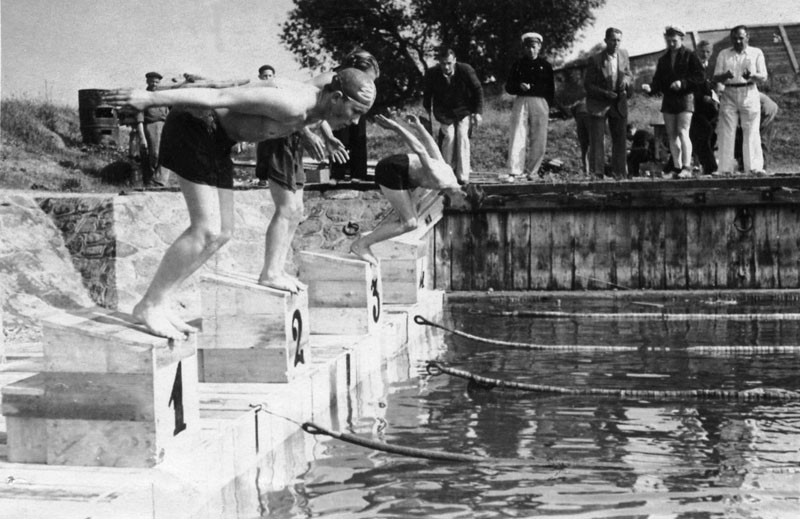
[[137, 71, 170, 186], [505, 31, 554, 180]]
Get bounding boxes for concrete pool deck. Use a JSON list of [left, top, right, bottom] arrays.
[[0, 289, 444, 519]]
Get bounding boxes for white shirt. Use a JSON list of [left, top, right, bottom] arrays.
[[607, 53, 618, 85], [713, 46, 767, 84]]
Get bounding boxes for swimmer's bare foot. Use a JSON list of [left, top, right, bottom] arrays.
[[350, 241, 378, 266], [132, 300, 186, 341], [166, 309, 198, 335], [259, 274, 306, 293]]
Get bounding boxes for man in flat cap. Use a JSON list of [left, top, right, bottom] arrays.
[[137, 72, 170, 186], [505, 32, 554, 181]]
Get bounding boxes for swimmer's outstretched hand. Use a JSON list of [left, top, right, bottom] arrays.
[[374, 114, 400, 130], [102, 89, 152, 111], [404, 114, 422, 126], [157, 73, 251, 90]]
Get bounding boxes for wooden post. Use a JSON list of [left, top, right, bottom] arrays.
[[197, 271, 310, 383], [298, 250, 382, 335], [1, 307, 199, 467], [778, 25, 800, 74]]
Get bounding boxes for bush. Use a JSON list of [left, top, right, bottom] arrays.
[[1, 97, 81, 151]]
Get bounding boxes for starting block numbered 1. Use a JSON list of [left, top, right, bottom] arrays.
[[198, 271, 310, 383], [1, 307, 199, 468], [298, 250, 382, 335]]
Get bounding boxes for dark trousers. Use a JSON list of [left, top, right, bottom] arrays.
[[330, 118, 368, 180], [575, 114, 591, 174], [143, 121, 166, 185], [589, 113, 627, 178], [690, 114, 717, 174]]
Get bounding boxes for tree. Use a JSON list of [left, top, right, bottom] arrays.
[[280, 0, 605, 108]]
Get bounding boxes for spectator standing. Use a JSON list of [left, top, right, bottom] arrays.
[[735, 92, 779, 171], [138, 71, 169, 186], [713, 25, 768, 175], [584, 28, 633, 179], [570, 99, 592, 175], [642, 26, 705, 178], [423, 47, 484, 184], [505, 32, 555, 181], [690, 40, 719, 175]]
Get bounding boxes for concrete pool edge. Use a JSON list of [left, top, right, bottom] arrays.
[[0, 290, 444, 519]]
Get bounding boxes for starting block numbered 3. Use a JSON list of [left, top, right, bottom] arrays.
[[298, 250, 382, 335], [1, 307, 199, 467], [198, 271, 310, 383]]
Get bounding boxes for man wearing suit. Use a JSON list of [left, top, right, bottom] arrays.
[[584, 27, 633, 179], [690, 40, 719, 175]]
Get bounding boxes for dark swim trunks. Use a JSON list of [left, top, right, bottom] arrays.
[[160, 109, 237, 189], [255, 133, 305, 192], [375, 154, 418, 191]]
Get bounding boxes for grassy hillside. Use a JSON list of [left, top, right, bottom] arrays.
[[0, 96, 129, 192], [2, 90, 798, 191]]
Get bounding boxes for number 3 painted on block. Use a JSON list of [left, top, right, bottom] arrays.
[[370, 278, 381, 323]]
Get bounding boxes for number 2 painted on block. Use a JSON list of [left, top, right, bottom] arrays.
[[168, 361, 187, 436], [370, 278, 381, 323], [292, 309, 305, 366]]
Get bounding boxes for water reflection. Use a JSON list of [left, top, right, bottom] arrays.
[[249, 300, 800, 518]]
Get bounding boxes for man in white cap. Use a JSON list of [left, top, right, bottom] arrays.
[[505, 32, 554, 181]]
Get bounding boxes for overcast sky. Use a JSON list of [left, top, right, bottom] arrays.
[[2, 0, 799, 106]]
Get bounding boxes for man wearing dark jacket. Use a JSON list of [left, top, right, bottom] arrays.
[[584, 28, 633, 179], [423, 47, 484, 184], [690, 40, 719, 175], [505, 31, 555, 180]]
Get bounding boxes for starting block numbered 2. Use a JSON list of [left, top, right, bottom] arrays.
[[1, 307, 199, 467], [299, 250, 382, 335], [198, 271, 310, 383]]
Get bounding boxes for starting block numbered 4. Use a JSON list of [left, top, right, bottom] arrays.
[[298, 250, 382, 335], [1, 307, 199, 467], [198, 271, 310, 383]]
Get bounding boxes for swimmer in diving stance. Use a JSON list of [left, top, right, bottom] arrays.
[[350, 114, 464, 265]]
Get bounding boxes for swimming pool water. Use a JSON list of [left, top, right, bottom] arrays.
[[259, 299, 800, 518]]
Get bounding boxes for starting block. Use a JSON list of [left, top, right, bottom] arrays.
[[372, 237, 428, 304], [298, 250, 382, 335], [369, 190, 442, 304], [197, 271, 310, 383], [1, 307, 199, 467]]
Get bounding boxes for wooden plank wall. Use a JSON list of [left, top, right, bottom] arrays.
[[433, 205, 800, 291]]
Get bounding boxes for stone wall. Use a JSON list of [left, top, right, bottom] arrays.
[[0, 192, 94, 345], [33, 188, 392, 323]]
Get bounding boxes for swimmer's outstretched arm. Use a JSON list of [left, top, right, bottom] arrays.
[[374, 115, 435, 170], [405, 114, 445, 162], [103, 83, 313, 120]]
